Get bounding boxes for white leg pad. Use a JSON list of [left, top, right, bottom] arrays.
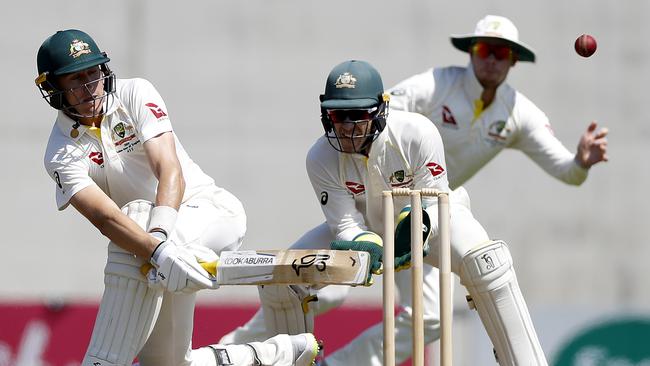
[[82, 200, 164, 366], [258, 285, 315, 335], [83, 274, 163, 365], [459, 240, 548, 366]]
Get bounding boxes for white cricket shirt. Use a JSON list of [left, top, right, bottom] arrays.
[[44, 78, 215, 210], [307, 110, 449, 241], [388, 65, 587, 189]]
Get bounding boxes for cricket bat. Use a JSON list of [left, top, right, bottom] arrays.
[[216, 249, 370, 286], [142, 249, 370, 286]]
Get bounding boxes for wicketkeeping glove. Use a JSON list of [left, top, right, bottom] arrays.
[[393, 205, 432, 271], [147, 240, 218, 293], [330, 231, 384, 286]]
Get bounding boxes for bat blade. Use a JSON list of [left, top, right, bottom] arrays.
[[216, 249, 370, 286]]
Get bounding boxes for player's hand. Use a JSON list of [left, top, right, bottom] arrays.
[[146, 240, 218, 293], [331, 231, 384, 286], [394, 205, 432, 271], [576, 121, 609, 168]]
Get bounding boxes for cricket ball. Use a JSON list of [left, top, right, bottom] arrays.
[[575, 34, 597, 58]]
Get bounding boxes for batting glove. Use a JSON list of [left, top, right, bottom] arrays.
[[331, 231, 384, 286], [147, 240, 218, 293]]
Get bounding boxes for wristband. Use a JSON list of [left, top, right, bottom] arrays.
[[151, 240, 168, 263], [150, 231, 167, 243], [147, 205, 178, 239]]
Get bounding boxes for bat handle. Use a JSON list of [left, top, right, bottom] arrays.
[[139, 261, 218, 278]]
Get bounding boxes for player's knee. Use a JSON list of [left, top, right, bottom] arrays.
[[259, 285, 310, 305], [313, 285, 349, 314], [459, 240, 514, 291]]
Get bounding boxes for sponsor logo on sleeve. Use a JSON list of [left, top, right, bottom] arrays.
[[145, 103, 168, 119], [426, 162, 445, 177], [545, 123, 555, 135], [345, 181, 365, 195], [54, 171, 63, 190], [320, 191, 328, 205]]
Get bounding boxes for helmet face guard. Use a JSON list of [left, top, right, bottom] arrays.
[[321, 102, 388, 154], [36, 62, 115, 118]]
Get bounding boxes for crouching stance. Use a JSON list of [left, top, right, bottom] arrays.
[[221, 60, 547, 365], [37, 29, 318, 366]]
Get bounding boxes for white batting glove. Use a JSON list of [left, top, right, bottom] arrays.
[[148, 240, 218, 293]]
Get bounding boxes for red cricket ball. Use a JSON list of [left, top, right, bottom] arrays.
[[575, 34, 597, 58]]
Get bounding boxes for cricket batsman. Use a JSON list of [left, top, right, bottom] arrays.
[[36, 29, 319, 366]]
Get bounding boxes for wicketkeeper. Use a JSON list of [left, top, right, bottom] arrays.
[[221, 60, 548, 365], [37, 29, 319, 366]]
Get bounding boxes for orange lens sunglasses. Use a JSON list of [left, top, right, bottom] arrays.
[[471, 42, 514, 61]]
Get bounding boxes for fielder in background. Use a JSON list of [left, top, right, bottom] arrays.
[[221, 60, 548, 365], [389, 14, 609, 190], [36, 29, 318, 366]]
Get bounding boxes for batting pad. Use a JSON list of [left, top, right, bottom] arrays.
[[459, 240, 547, 365], [82, 200, 164, 365], [83, 273, 163, 365], [259, 285, 315, 335]]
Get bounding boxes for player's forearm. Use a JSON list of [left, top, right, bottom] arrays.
[[70, 186, 159, 258], [95, 213, 159, 258]]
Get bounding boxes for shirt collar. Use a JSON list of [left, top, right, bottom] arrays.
[[54, 111, 89, 141], [53, 95, 117, 141]]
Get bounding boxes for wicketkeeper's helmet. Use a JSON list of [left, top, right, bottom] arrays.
[[319, 60, 389, 153]]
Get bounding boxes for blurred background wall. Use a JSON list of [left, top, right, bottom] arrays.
[[1, 1, 649, 364]]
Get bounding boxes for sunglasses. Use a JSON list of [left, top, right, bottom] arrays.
[[326, 107, 378, 123], [471, 42, 514, 61]]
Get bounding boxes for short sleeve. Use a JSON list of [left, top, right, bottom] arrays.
[[44, 144, 95, 210], [123, 78, 173, 143]]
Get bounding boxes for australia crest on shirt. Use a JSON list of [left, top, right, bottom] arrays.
[[484, 119, 510, 146], [389, 169, 414, 188], [111, 121, 140, 153]]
